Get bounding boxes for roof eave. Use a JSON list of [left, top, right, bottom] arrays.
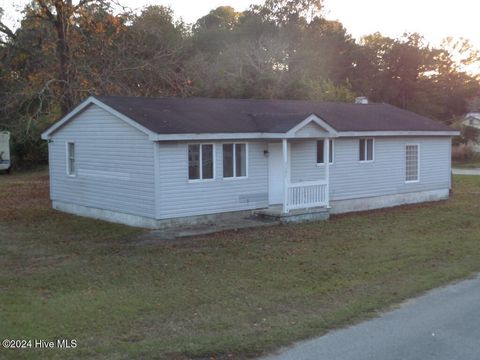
[[336, 130, 460, 137], [151, 132, 336, 141], [151, 130, 459, 141]]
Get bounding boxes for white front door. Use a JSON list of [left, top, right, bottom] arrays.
[[268, 143, 284, 205]]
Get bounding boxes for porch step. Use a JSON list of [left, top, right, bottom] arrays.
[[253, 205, 330, 223]]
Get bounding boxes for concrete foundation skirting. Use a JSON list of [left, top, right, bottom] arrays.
[[53, 188, 450, 229], [153, 209, 257, 229], [52, 200, 255, 229], [52, 201, 160, 228], [329, 188, 450, 215]]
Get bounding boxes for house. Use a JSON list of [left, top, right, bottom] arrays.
[[0, 131, 11, 173], [461, 112, 480, 151], [462, 112, 480, 128], [41, 96, 459, 228]]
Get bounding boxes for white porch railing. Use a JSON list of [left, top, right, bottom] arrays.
[[285, 180, 328, 212]]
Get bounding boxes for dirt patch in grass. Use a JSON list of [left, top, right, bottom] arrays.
[[1, 171, 480, 359]]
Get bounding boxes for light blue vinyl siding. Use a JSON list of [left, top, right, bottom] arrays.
[[48, 104, 155, 218], [157, 141, 268, 219], [289, 137, 451, 201], [290, 140, 326, 182]]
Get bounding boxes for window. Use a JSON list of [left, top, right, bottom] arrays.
[[188, 144, 214, 180], [66, 142, 75, 176], [359, 138, 374, 162], [405, 144, 419, 182], [223, 143, 247, 178], [316, 140, 333, 164]]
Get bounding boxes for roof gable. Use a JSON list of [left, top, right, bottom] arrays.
[[287, 114, 337, 138], [463, 117, 480, 126], [41, 97, 158, 140]]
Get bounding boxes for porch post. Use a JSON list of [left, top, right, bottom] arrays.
[[282, 139, 289, 214], [324, 137, 330, 208]]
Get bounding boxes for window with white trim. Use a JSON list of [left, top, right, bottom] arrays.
[[405, 144, 419, 182], [316, 140, 333, 164], [188, 144, 214, 180], [223, 143, 247, 178], [66, 142, 75, 176], [359, 138, 374, 162]]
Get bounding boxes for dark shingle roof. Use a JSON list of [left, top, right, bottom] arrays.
[[94, 96, 454, 134]]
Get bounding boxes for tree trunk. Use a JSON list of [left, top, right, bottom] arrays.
[[54, 1, 75, 114]]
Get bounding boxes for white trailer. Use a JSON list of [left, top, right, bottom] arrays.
[[0, 131, 11, 173]]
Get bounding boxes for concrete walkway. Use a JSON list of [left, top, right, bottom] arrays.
[[261, 275, 480, 360], [452, 168, 480, 175]]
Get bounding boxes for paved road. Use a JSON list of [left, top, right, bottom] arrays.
[[452, 168, 480, 175], [261, 275, 480, 360]]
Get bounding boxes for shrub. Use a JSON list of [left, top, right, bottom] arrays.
[[452, 143, 475, 162], [453, 125, 480, 146]]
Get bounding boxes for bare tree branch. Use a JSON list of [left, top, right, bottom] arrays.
[[0, 21, 16, 40], [36, 0, 56, 22], [74, 0, 95, 11]]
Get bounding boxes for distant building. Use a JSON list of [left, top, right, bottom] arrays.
[[461, 113, 480, 151], [462, 112, 480, 129]]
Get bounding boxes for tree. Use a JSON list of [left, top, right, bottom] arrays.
[[352, 33, 432, 109], [192, 6, 243, 54], [291, 18, 355, 83], [467, 96, 480, 112], [0, 7, 16, 45], [350, 32, 480, 121], [188, 32, 291, 98], [1, 0, 480, 164], [252, 0, 323, 24], [0, 5, 59, 163], [33, 0, 104, 113], [194, 6, 240, 32], [119, 5, 190, 96], [440, 37, 480, 74]]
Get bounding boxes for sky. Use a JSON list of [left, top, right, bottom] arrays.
[[2, 0, 480, 49]]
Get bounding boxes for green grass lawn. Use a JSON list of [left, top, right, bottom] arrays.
[[1, 171, 480, 359]]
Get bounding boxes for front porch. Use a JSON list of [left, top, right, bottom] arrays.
[[264, 135, 333, 217]]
